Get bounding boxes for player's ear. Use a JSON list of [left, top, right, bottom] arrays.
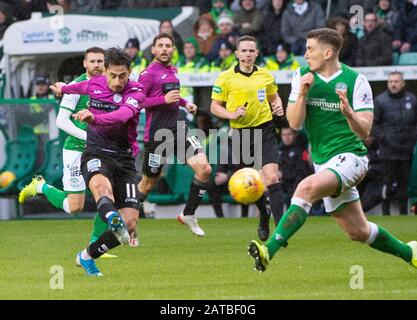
[[83, 59, 87, 69], [151, 46, 155, 56]]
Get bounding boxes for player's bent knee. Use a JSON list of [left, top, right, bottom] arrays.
[[69, 204, 84, 214], [295, 179, 316, 199], [198, 163, 212, 179]]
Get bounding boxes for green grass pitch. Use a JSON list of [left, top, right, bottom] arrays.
[[1, 216, 417, 300]]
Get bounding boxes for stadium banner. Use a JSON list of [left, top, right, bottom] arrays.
[[3, 15, 132, 55], [179, 65, 417, 86]]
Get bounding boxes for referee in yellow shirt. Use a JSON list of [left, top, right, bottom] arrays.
[[210, 35, 285, 241]]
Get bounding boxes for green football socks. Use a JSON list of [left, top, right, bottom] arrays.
[[266, 202, 309, 259], [42, 184, 67, 210], [368, 223, 412, 263], [89, 213, 109, 243]]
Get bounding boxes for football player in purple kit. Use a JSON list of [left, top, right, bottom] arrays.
[[51, 48, 145, 276], [137, 33, 212, 237]]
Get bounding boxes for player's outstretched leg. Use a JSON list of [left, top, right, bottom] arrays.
[[248, 198, 310, 272], [76, 250, 103, 276], [77, 224, 126, 276], [19, 176, 70, 212], [89, 213, 118, 258], [178, 177, 209, 237], [366, 222, 417, 267], [408, 241, 417, 268], [248, 240, 270, 273], [96, 196, 130, 244]]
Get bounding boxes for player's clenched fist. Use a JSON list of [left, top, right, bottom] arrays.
[[73, 109, 95, 123], [50, 82, 66, 96], [164, 90, 181, 104], [300, 72, 314, 96]]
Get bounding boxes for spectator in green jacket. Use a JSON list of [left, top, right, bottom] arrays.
[[263, 43, 300, 71], [177, 38, 210, 103], [123, 38, 148, 78], [209, 0, 234, 26]]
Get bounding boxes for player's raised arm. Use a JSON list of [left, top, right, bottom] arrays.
[[51, 80, 89, 96], [78, 95, 142, 126], [337, 92, 373, 140], [286, 70, 312, 130]]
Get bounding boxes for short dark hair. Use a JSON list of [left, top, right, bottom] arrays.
[[236, 35, 257, 49], [84, 47, 105, 59], [153, 33, 175, 46], [306, 28, 343, 52], [104, 47, 131, 69], [388, 71, 404, 79]]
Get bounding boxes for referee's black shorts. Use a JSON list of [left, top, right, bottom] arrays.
[[229, 121, 281, 169]]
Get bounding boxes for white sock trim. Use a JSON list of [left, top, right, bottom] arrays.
[[291, 197, 312, 214], [37, 182, 45, 194], [62, 198, 71, 214], [105, 211, 116, 219], [366, 222, 379, 245], [81, 249, 92, 260]]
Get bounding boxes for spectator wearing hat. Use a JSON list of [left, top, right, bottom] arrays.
[[123, 38, 148, 78], [176, 38, 210, 102], [29, 75, 54, 135], [263, 43, 300, 71], [209, 0, 234, 26], [281, 0, 325, 55], [210, 40, 237, 71], [192, 14, 219, 57], [260, 0, 287, 56], [327, 16, 358, 66], [234, 0, 264, 37], [207, 14, 240, 61]]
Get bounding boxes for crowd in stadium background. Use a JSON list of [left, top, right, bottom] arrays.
[[0, 0, 416, 217]]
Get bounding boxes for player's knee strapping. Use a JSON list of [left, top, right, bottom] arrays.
[[97, 196, 117, 224], [183, 178, 209, 216]]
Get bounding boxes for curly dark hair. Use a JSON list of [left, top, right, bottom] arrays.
[[104, 47, 131, 69]]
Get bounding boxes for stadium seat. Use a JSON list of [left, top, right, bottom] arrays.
[[397, 53, 417, 65], [147, 163, 192, 204], [17, 138, 63, 191], [0, 126, 38, 195]]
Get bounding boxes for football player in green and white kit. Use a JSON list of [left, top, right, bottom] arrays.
[[20, 47, 115, 254], [248, 28, 417, 272]]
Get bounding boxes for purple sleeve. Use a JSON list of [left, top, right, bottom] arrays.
[[93, 106, 136, 126], [180, 98, 188, 107], [61, 80, 89, 95], [137, 70, 166, 108], [143, 96, 166, 107]]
